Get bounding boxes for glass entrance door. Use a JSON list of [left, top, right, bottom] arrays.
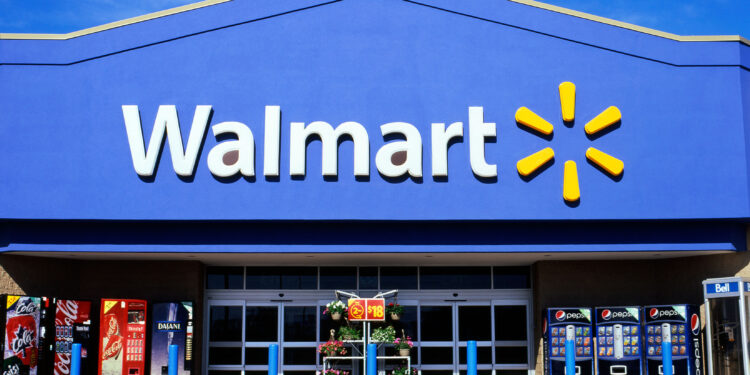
[[415, 299, 531, 375], [206, 299, 324, 375]]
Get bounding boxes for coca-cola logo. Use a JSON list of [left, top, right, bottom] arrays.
[[15, 300, 37, 315], [53, 354, 71, 375], [102, 336, 123, 360], [55, 300, 80, 326], [10, 326, 35, 355], [106, 315, 119, 337], [3, 363, 19, 375]]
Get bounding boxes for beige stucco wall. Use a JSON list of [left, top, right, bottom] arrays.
[[0, 254, 205, 375]]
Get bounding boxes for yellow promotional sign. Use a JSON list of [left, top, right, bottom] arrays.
[[6, 295, 19, 309], [103, 300, 118, 314]]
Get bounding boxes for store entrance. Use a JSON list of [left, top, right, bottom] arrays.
[[204, 266, 533, 375]]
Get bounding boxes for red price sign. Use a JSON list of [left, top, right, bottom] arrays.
[[347, 298, 385, 321]]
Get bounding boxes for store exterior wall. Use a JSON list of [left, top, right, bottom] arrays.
[[532, 230, 750, 372], [1, 0, 750, 374], [0, 254, 205, 375]]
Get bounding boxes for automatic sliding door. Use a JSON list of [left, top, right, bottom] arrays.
[[457, 303, 493, 375], [493, 301, 531, 373], [420, 304, 455, 375], [281, 304, 319, 375], [207, 300, 245, 375], [244, 303, 279, 374]]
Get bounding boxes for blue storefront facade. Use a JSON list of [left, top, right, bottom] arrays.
[[1, 0, 749, 374]]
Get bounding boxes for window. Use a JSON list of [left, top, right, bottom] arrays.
[[206, 267, 243, 289]]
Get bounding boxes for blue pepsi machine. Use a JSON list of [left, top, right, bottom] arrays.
[[544, 308, 594, 375], [642, 305, 703, 375], [595, 307, 642, 375]]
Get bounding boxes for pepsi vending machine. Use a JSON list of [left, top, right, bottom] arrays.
[[643, 305, 703, 375], [595, 307, 642, 375], [544, 308, 594, 375]]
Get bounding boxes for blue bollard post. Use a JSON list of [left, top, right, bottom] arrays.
[[367, 343, 377, 375], [662, 324, 673, 375], [168, 345, 179, 375], [71, 343, 82, 375], [268, 344, 279, 375], [467, 341, 477, 375], [565, 326, 575, 375]]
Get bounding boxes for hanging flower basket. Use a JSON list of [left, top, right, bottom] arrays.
[[324, 300, 347, 321], [399, 348, 410, 357], [386, 303, 403, 321]]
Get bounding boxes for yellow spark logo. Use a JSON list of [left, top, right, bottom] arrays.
[[515, 82, 623, 204]]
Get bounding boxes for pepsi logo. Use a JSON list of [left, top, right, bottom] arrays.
[[691, 314, 700, 335], [555, 310, 566, 321], [649, 308, 680, 319], [602, 309, 612, 320]]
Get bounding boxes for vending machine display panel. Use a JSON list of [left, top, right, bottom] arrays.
[[54, 300, 92, 375], [595, 307, 642, 375], [544, 307, 594, 375], [98, 299, 147, 375], [150, 302, 193, 375], [643, 305, 703, 375]]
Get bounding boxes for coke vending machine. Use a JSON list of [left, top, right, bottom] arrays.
[[150, 302, 193, 375], [98, 299, 147, 375], [642, 305, 703, 375], [543, 307, 594, 375], [1, 295, 42, 375], [53, 300, 92, 375], [595, 307, 642, 375]]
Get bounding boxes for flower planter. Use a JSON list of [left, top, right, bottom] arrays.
[[390, 313, 401, 321], [399, 348, 410, 357], [331, 312, 341, 321]]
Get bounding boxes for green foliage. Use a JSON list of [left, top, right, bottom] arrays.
[[371, 326, 396, 342], [338, 326, 362, 340]]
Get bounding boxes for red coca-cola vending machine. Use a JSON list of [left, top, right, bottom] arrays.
[[97, 299, 147, 375], [1, 295, 42, 375], [53, 300, 92, 375]]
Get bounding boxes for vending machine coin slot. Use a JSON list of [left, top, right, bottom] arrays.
[[610, 364, 627, 374]]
